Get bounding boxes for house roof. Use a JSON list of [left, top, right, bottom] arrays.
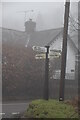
[[1, 27, 28, 46], [29, 28, 63, 47], [1, 27, 78, 51], [29, 27, 78, 51]]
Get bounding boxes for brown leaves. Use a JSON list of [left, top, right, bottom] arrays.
[[2, 43, 45, 100]]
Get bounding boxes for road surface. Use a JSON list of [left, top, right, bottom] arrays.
[[0, 101, 30, 118]]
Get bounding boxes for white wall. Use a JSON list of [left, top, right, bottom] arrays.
[[50, 35, 62, 51], [50, 34, 76, 74], [66, 40, 76, 74]]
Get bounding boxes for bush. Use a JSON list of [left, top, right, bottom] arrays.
[[24, 99, 78, 118]]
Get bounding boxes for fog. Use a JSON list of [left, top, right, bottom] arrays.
[[0, 2, 78, 31]]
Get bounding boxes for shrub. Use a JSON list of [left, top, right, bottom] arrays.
[[24, 99, 78, 118]]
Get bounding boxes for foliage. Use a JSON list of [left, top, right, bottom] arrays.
[[2, 42, 77, 101], [24, 99, 78, 118], [2, 42, 45, 100]]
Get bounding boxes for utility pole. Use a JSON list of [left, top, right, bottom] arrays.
[[44, 46, 50, 100], [78, 1, 80, 117], [59, 0, 70, 101]]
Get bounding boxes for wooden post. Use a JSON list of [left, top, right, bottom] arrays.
[[44, 46, 50, 100], [59, 0, 70, 101]]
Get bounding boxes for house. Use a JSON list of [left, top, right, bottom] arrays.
[[29, 27, 78, 80], [1, 19, 78, 80]]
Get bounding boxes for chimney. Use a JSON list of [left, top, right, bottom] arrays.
[[25, 19, 36, 34]]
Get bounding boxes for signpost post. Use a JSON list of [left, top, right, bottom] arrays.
[[44, 46, 50, 100], [32, 46, 61, 100]]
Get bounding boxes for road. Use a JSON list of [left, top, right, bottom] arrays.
[[0, 101, 30, 118]]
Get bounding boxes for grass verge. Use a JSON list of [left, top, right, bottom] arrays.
[[24, 99, 78, 118]]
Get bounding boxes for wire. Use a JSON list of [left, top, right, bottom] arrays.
[[69, 13, 80, 26], [69, 14, 78, 33]]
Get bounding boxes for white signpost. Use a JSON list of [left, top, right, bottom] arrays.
[[49, 50, 61, 59], [32, 46, 61, 59], [49, 54, 61, 59], [50, 49, 61, 52], [35, 54, 46, 59], [32, 46, 47, 53], [35, 53, 61, 59], [49, 49, 61, 55]]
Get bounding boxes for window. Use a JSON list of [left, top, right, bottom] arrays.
[[71, 69, 75, 72]]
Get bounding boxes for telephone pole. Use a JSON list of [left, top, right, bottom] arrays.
[[78, 1, 80, 117], [59, 0, 70, 101]]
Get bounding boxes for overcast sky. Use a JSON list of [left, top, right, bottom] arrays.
[[0, 2, 78, 31]]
